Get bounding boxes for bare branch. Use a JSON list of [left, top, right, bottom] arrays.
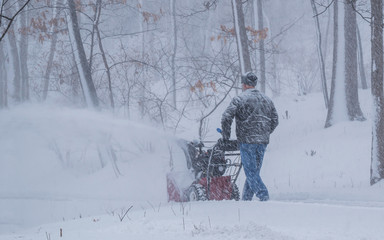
[[350, 1, 371, 24], [0, 0, 32, 42], [313, 0, 335, 17], [118, 206, 133, 222]]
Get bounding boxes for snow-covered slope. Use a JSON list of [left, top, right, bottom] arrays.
[[0, 90, 383, 239]]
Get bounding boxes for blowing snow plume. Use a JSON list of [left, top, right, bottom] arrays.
[[0, 104, 186, 203]]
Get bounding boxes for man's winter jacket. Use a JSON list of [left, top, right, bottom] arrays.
[[221, 89, 278, 144]]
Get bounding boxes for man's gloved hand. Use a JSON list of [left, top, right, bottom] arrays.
[[217, 138, 229, 147], [191, 139, 204, 148]]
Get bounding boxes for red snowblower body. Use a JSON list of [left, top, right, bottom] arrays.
[[167, 139, 242, 201]]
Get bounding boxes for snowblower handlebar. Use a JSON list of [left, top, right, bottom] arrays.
[[215, 128, 239, 152], [215, 138, 239, 152]]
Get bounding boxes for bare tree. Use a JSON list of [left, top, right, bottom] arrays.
[[356, 24, 368, 89], [66, 0, 99, 108], [325, 0, 365, 128], [18, 1, 29, 101], [94, 0, 114, 109], [310, 0, 329, 109], [2, 0, 31, 103], [43, 0, 64, 101], [370, 0, 384, 185], [6, 16, 21, 102], [0, 41, 7, 108], [170, 0, 178, 108], [232, 0, 252, 75], [256, 0, 266, 93], [344, 0, 365, 121], [324, 0, 338, 128]]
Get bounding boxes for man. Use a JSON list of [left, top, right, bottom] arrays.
[[221, 72, 278, 201]]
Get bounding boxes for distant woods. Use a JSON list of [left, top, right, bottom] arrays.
[[0, 0, 373, 129], [0, 0, 278, 129], [0, 0, 382, 184]]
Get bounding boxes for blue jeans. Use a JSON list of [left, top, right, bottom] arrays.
[[240, 143, 269, 201]]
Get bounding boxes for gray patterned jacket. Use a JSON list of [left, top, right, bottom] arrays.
[[221, 89, 278, 144]]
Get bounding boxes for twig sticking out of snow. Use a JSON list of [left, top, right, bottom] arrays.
[[118, 206, 133, 222]]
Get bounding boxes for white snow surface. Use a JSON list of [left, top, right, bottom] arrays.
[[1, 90, 384, 240]]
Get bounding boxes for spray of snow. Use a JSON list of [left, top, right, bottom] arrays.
[[0, 104, 191, 232]]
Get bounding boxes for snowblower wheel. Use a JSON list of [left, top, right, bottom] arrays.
[[188, 184, 208, 201], [231, 183, 240, 201]]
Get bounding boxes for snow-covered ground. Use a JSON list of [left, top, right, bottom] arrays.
[[1, 90, 383, 240]]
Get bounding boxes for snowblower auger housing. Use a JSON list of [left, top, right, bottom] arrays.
[[167, 139, 242, 202]]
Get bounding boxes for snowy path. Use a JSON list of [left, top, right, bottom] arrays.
[[1, 199, 383, 240]]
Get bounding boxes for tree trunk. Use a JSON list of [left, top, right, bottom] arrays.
[[323, 0, 332, 61], [170, 0, 177, 108], [325, 0, 338, 128], [260, 1, 279, 96], [0, 0, 4, 26], [325, 0, 365, 127], [357, 24, 368, 89], [42, 29, 58, 101], [370, 0, 384, 185], [344, 0, 365, 121], [0, 42, 7, 108], [138, 0, 146, 117], [257, 0, 266, 93], [232, 0, 252, 75], [95, 0, 114, 109], [89, 0, 98, 71], [310, 0, 329, 109], [7, 25, 21, 102], [67, 0, 99, 108], [251, 1, 258, 74], [18, 1, 29, 101], [203, 2, 213, 54], [43, 0, 62, 101]]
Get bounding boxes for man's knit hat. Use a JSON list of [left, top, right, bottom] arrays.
[[241, 72, 258, 86]]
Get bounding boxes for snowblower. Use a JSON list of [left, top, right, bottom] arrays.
[[166, 132, 242, 202]]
